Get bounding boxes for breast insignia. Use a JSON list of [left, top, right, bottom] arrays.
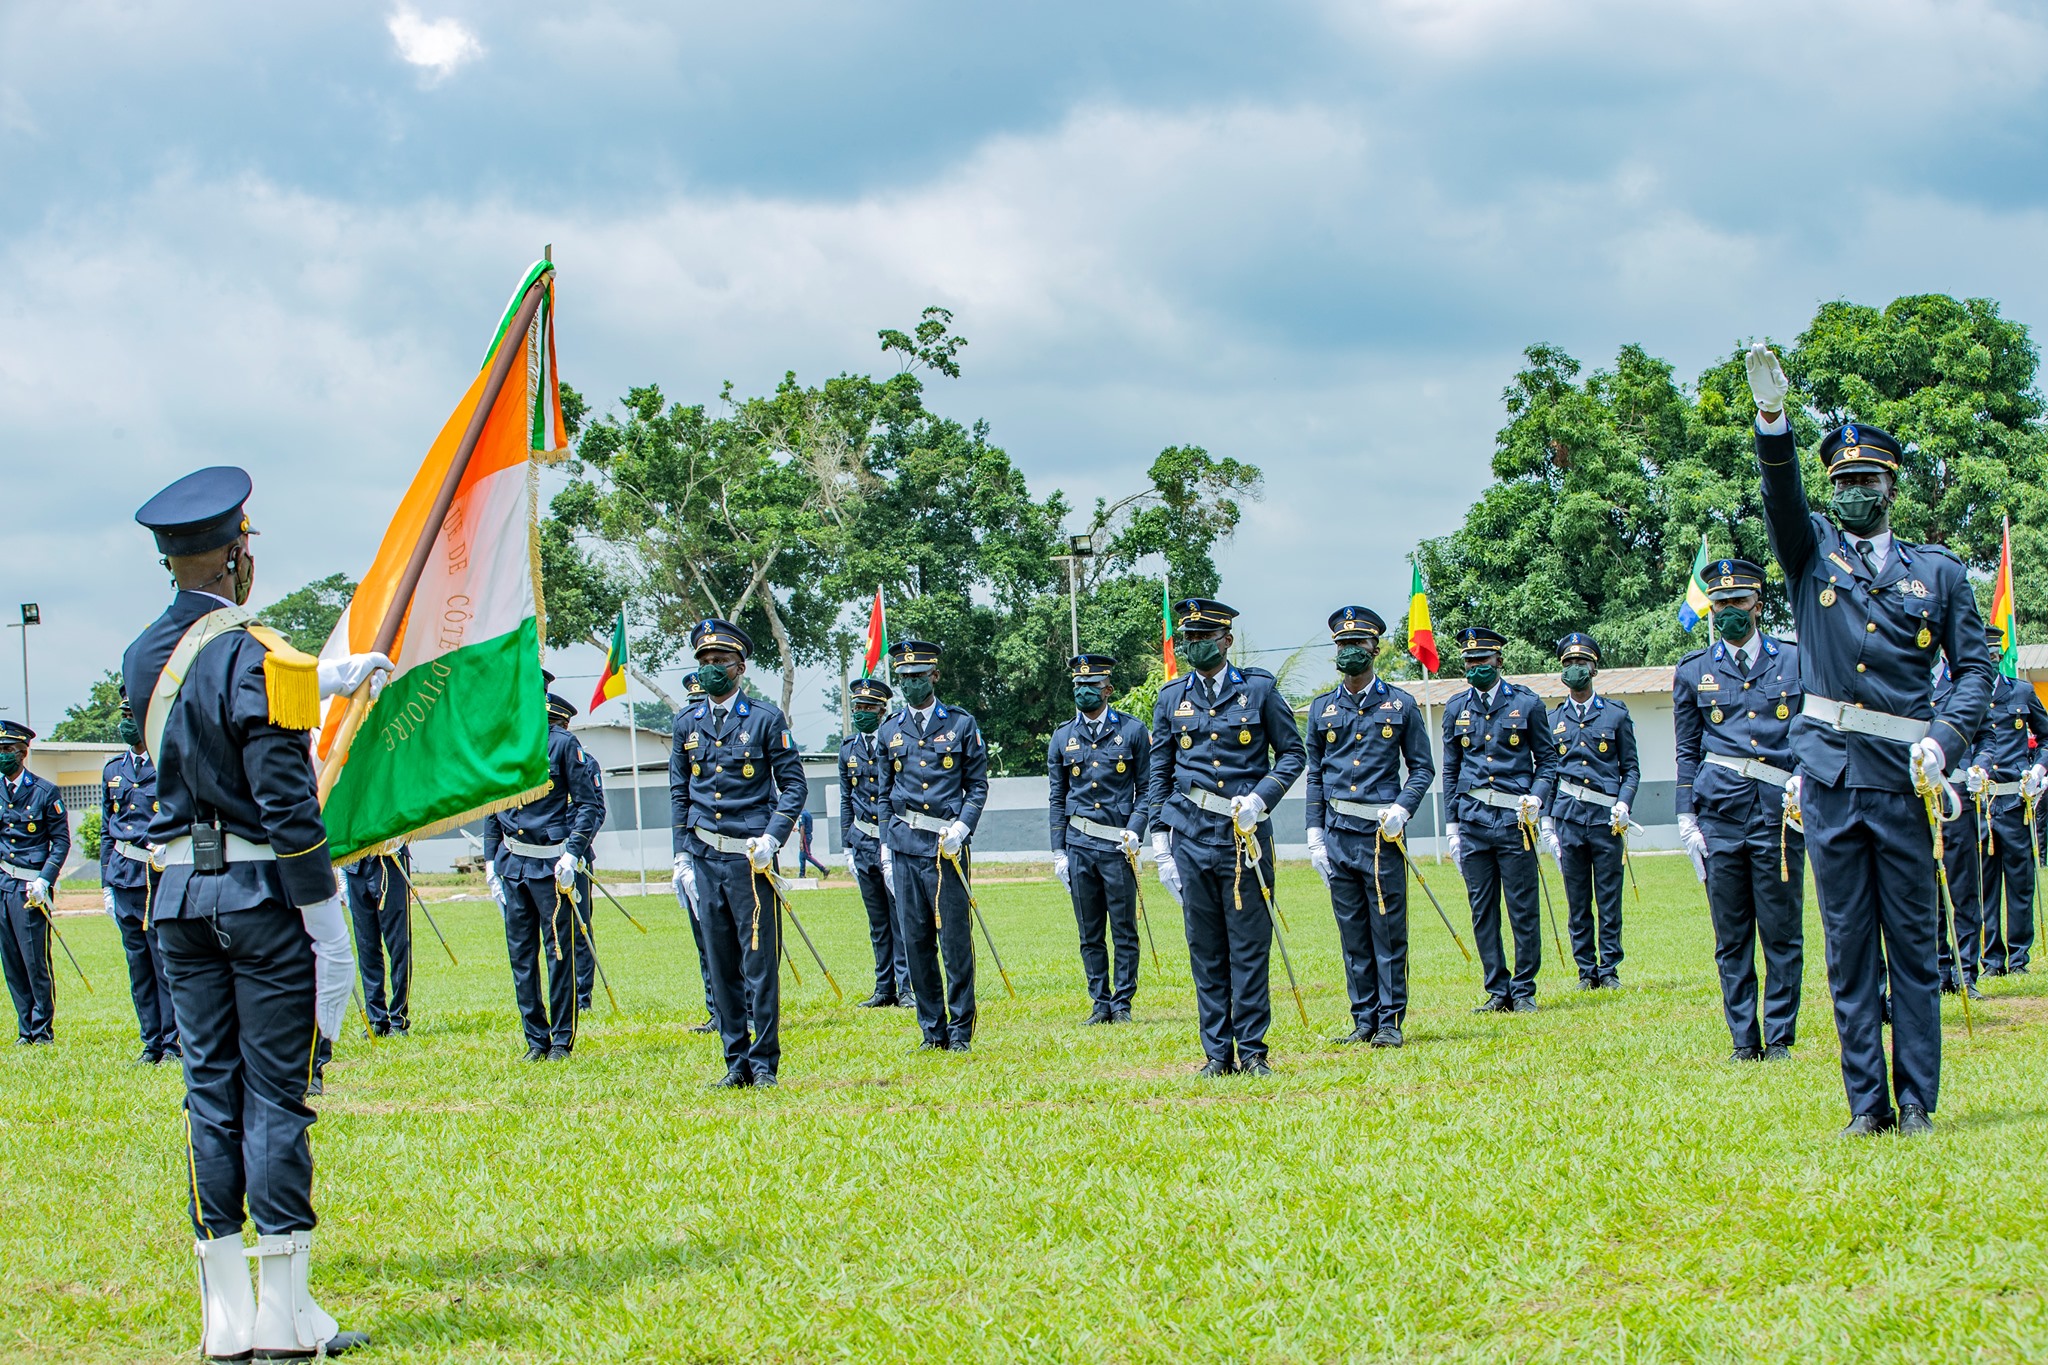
[[1711, 707, 1724, 723], [1820, 587, 1837, 607]]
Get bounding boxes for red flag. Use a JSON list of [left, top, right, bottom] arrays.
[[861, 589, 888, 677]]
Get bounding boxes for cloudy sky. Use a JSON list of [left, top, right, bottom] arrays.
[[6, 0, 2048, 743]]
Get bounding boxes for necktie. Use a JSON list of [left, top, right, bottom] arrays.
[[713, 706, 728, 730], [915, 710, 928, 737], [1734, 648, 1749, 675], [1855, 538, 1878, 575]]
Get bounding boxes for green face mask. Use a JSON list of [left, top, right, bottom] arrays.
[[118, 716, 143, 748], [1182, 637, 1225, 671], [1560, 663, 1594, 690], [1073, 684, 1105, 712], [850, 710, 881, 734], [1465, 664, 1499, 691], [1829, 485, 1888, 534], [0, 750, 20, 778], [695, 662, 736, 698], [1335, 644, 1374, 677], [899, 676, 935, 707], [1713, 607, 1753, 643]]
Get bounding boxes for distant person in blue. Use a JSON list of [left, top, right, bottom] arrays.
[[342, 845, 413, 1036], [796, 809, 830, 878], [1747, 343, 1993, 1137], [839, 676, 912, 1009], [0, 718, 69, 1046], [100, 685, 179, 1064], [1541, 632, 1639, 990], [1958, 624, 2048, 978], [1047, 651, 1150, 1025]]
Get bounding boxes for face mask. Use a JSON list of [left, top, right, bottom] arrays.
[[1073, 684, 1106, 712], [1182, 637, 1225, 671], [1560, 663, 1594, 690], [118, 716, 143, 748], [1829, 486, 1887, 534], [850, 710, 881, 734], [0, 750, 20, 777], [1335, 644, 1374, 677], [695, 662, 736, 698], [231, 548, 254, 606], [1713, 607, 1753, 643], [1465, 664, 1499, 691], [899, 676, 935, 707]]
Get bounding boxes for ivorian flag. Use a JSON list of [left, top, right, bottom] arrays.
[[316, 260, 568, 862], [1991, 514, 2018, 679], [861, 588, 887, 677], [1406, 561, 1439, 674], [1678, 534, 1712, 632], [1161, 578, 1177, 680], [591, 607, 629, 709]]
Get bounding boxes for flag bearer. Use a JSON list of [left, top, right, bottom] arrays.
[[1048, 652, 1150, 1024], [1962, 624, 2048, 978], [1541, 632, 1639, 990], [0, 719, 68, 1046], [101, 687, 179, 1063], [841, 676, 913, 1008], [342, 845, 413, 1036]]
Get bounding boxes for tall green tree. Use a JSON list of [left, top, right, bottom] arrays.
[[50, 668, 125, 742], [255, 573, 357, 654]]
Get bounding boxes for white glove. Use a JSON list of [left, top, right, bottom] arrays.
[[25, 877, 50, 910], [1306, 827, 1332, 886], [553, 852, 579, 891], [1539, 816, 1562, 861], [1118, 828, 1141, 857], [745, 834, 778, 872], [1678, 813, 1709, 883], [1151, 831, 1183, 903], [102, 887, 116, 916], [299, 894, 356, 1042], [1745, 342, 1790, 415], [879, 844, 895, 885], [1053, 852, 1071, 889], [1446, 822, 1464, 867], [1910, 737, 1946, 791], [1782, 775, 1805, 831], [1517, 793, 1541, 822], [317, 651, 395, 700], [1965, 766, 1988, 795], [486, 867, 505, 904], [1379, 804, 1408, 841], [1230, 792, 1266, 833], [670, 852, 690, 891], [2026, 764, 2048, 799], [940, 820, 970, 857], [1609, 800, 1630, 835]]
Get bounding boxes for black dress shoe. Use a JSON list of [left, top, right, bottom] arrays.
[[136, 1049, 162, 1066], [857, 990, 894, 1008], [752, 1070, 779, 1088], [947, 1039, 971, 1053], [1575, 976, 1598, 991], [1728, 1046, 1762, 1062], [918, 1039, 946, 1051], [1198, 1058, 1234, 1077], [2009, 964, 2029, 975], [1763, 1044, 1791, 1061], [388, 1026, 409, 1038], [1966, 981, 1984, 1000], [690, 1017, 718, 1033], [1083, 1004, 1114, 1025], [1473, 997, 1509, 1013], [576, 998, 593, 1014], [1984, 963, 2008, 978], [1597, 975, 1621, 991], [1940, 977, 1960, 995], [1840, 1111, 1896, 1137], [1331, 1025, 1372, 1044], [1110, 1006, 1133, 1024], [897, 994, 919, 1008], [1898, 1105, 1934, 1136], [306, 1075, 325, 1097], [546, 1046, 571, 1061], [1372, 1027, 1404, 1048], [1239, 1055, 1274, 1077], [1510, 998, 1538, 1014], [711, 1066, 751, 1088], [523, 1045, 547, 1062]]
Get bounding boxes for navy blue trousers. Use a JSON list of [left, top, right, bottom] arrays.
[[1702, 822, 1804, 1050], [893, 849, 976, 1046], [1807, 782, 1941, 1117], [1460, 819, 1543, 1003], [156, 906, 319, 1237], [112, 884, 179, 1054], [0, 882, 54, 1043], [572, 873, 596, 1011], [852, 844, 911, 999], [1979, 803, 2036, 972], [1324, 826, 1407, 1033], [682, 888, 718, 1020], [1936, 801, 1987, 985], [348, 873, 413, 1032], [501, 874, 578, 1051], [1171, 830, 1273, 1065], [1556, 819, 1624, 980], [691, 848, 781, 1076], [1067, 842, 1140, 1009]]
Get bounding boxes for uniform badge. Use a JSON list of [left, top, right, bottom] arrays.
[[1322, 703, 1338, 717], [1066, 738, 1080, 750], [1916, 626, 1931, 649], [743, 763, 755, 778], [1461, 736, 1471, 748], [893, 760, 903, 772], [889, 734, 904, 747], [1071, 764, 1082, 777], [691, 763, 701, 776], [26, 822, 35, 833], [1175, 700, 1194, 716], [943, 755, 954, 769], [1238, 729, 1252, 745], [1557, 743, 1567, 756], [1777, 703, 1790, 720], [1819, 587, 1837, 607], [1327, 730, 1337, 743], [1115, 760, 1126, 772], [1711, 707, 1724, 723], [1180, 734, 1193, 749], [1909, 579, 1929, 598], [1508, 733, 1520, 746], [1381, 725, 1393, 738], [1598, 740, 1608, 752]]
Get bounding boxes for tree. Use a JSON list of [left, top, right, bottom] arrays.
[[256, 573, 357, 653], [51, 668, 125, 742]]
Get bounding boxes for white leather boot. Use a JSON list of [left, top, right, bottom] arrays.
[[193, 1233, 256, 1361], [250, 1230, 368, 1358]]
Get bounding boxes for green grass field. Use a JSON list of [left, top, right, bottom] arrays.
[[6, 855, 2048, 1363]]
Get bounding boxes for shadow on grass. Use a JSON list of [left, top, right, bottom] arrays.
[[1937, 1106, 2048, 1131]]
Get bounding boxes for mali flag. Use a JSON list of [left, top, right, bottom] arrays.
[[1678, 535, 1712, 632], [591, 608, 628, 709], [1991, 515, 2018, 679], [1407, 562, 1439, 674]]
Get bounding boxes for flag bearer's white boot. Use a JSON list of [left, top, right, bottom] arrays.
[[194, 1233, 256, 1361], [250, 1231, 370, 1358]]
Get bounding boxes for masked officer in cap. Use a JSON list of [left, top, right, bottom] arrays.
[[669, 619, 807, 1085], [342, 845, 413, 1036], [841, 676, 913, 1008], [1674, 558, 1808, 1060], [1146, 599, 1305, 1075], [877, 639, 990, 1052], [1303, 608, 1434, 1047], [0, 718, 68, 1046], [1048, 652, 1151, 1024], [101, 687, 179, 1063], [123, 465, 389, 1358], [671, 669, 720, 1033], [1440, 625, 1556, 1013], [484, 683, 602, 1062], [1747, 344, 1993, 1136], [1542, 632, 1639, 990], [1959, 625, 2048, 979]]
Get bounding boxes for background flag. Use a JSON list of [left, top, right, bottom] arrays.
[[1161, 577, 1177, 679], [591, 608, 629, 709], [862, 588, 888, 677], [315, 260, 568, 862], [1678, 535, 1712, 631], [1407, 562, 1438, 674], [1992, 515, 2019, 678]]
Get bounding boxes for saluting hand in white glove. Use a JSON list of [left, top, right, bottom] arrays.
[[1745, 343, 1790, 415]]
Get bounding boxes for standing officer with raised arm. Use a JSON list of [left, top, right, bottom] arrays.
[[841, 676, 912, 1009], [1303, 607, 1433, 1048], [1048, 652, 1150, 1025], [1145, 598, 1305, 1076], [1543, 632, 1639, 990], [1746, 343, 1993, 1136], [0, 719, 68, 1046], [101, 686, 179, 1064], [1673, 558, 1808, 1061]]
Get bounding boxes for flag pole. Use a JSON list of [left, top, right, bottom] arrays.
[[319, 263, 554, 807], [624, 604, 647, 897]]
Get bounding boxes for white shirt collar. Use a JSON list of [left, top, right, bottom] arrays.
[[909, 700, 937, 723], [192, 589, 239, 610], [1851, 528, 1894, 571]]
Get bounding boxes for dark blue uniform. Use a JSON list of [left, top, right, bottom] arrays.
[[1304, 676, 1434, 1036], [1047, 706, 1151, 1014], [101, 746, 179, 1058], [571, 747, 603, 1011], [1440, 680, 1556, 1005], [840, 729, 911, 1003], [1757, 420, 1992, 1122], [1674, 635, 1806, 1050], [122, 590, 336, 1238], [1146, 664, 1305, 1066], [484, 725, 603, 1055], [1931, 665, 1990, 989], [1968, 675, 2048, 975], [669, 692, 807, 1078], [0, 767, 69, 1044], [879, 700, 991, 1047], [1549, 693, 1639, 984], [342, 849, 412, 1035]]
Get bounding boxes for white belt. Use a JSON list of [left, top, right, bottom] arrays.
[[1989, 780, 2024, 798], [853, 818, 882, 839], [1184, 788, 1268, 821], [115, 840, 154, 864], [1327, 798, 1395, 822], [160, 832, 276, 865], [1703, 753, 1794, 789], [695, 830, 753, 855], [900, 810, 954, 834], [1, 861, 43, 883], [1069, 815, 1129, 843], [1803, 694, 1929, 745], [1556, 781, 1618, 808], [1464, 788, 1528, 811], [503, 836, 566, 860]]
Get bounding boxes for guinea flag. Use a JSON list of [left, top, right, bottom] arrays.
[[1161, 577, 1177, 680], [591, 607, 628, 709], [1991, 514, 2019, 679], [1407, 562, 1439, 674], [861, 588, 888, 677]]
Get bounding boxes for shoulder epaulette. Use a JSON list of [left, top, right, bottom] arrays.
[[241, 624, 323, 730], [1676, 647, 1708, 666], [1238, 666, 1277, 681]]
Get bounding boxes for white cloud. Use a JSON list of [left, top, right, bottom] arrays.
[[386, 6, 483, 82]]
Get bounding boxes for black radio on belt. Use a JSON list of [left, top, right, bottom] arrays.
[[189, 822, 227, 873]]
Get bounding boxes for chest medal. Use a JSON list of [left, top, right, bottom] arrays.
[[1327, 730, 1337, 743], [1460, 736, 1471, 748], [1180, 734, 1193, 749], [1598, 740, 1608, 752], [943, 754, 954, 769], [1917, 626, 1932, 649], [1508, 732, 1520, 747], [1381, 725, 1393, 739], [1071, 764, 1082, 777], [1557, 743, 1568, 756], [1115, 760, 1126, 773], [742, 763, 755, 778], [1239, 729, 1252, 745], [691, 763, 702, 776], [1778, 703, 1790, 720], [1819, 587, 1837, 607], [1711, 707, 1724, 723]]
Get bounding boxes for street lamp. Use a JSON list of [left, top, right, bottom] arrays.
[[6, 604, 38, 730], [1055, 533, 1096, 657]]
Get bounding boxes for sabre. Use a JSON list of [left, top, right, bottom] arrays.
[[1124, 846, 1164, 971], [1616, 815, 1643, 904], [771, 878, 844, 1003], [1229, 831, 1310, 1029], [1916, 766, 1972, 1036], [776, 907, 803, 987], [587, 874, 650, 935], [1392, 835, 1472, 963], [571, 906, 621, 1015], [44, 916, 93, 994], [943, 849, 1017, 1000], [1520, 809, 1567, 964], [393, 865, 458, 967], [1231, 824, 1289, 932]]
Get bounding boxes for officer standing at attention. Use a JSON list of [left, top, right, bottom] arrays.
[[0, 718, 69, 1046], [1961, 626, 2048, 978], [1303, 608, 1434, 1048], [670, 669, 720, 1033], [1931, 650, 1992, 997], [123, 465, 387, 1358], [1541, 632, 1639, 990], [877, 639, 990, 1052], [1048, 652, 1150, 1025], [669, 619, 807, 1086], [841, 676, 913, 1009], [1440, 626, 1557, 1013], [342, 845, 413, 1036], [1747, 343, 1993, 1136], [101, 687, 179, 1063], [484, 683, 602, 1062], [1145, 599, 1305, 1075], [1673, 558, 1808, 1060], [571, 739, 604, 1014]]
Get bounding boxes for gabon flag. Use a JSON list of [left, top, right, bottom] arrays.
[[1406, 562, 1439, 674], [861, 588, 888, 677], [591, 608, 629, 710], [1991, 515, 2019, 679]]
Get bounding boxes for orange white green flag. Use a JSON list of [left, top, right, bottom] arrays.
[[314, 260, 569, 862], [1991, 515, 2018, 679]]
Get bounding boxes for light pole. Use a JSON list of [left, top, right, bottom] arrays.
[[1055, 534, 1095, 656], [6, 604, 37, 730]]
